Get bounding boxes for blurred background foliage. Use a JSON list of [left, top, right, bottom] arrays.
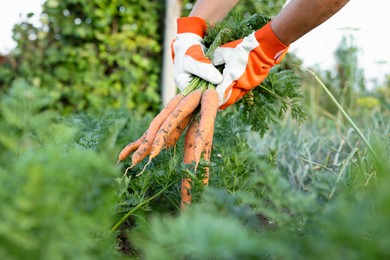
[[0, 0, 389, 259], [0, 0, 164, 114], [1, 0, 387, 117]]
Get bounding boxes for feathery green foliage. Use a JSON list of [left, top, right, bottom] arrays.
[[239, 68, 306, 135], [1, 75, 388, 259], [0, 80, 121, 259]]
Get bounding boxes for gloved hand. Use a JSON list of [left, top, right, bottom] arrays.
[[172, 17, 223, 92], [212, 22, 289, 110]]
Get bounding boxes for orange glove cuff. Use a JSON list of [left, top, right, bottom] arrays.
[[177, 17, 207, 37], [254, 22, 289, 63], [219, 88, 248, 110]]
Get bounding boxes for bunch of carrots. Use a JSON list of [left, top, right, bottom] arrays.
[[117, 13, 270, 208], [117, 77, 218, 207]]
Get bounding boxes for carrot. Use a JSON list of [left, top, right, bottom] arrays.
[[201, 130, 214, 185], [116, 131, 146, 164], [181, 178, 192, 208], [165, 113, 193, 149], [183, 116, 199, 164], [181, 116, 199, 208], [128, 93, 184, 168], [193, 88, 219, 170], [135, 89, 203, 177], [149, 89, 203, 162]]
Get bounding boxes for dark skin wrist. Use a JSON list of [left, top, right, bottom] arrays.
[[189, 0, 350, 45]]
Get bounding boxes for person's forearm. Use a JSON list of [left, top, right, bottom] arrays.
[[271, 0, 350, 45], [189, 0, 350, 45], [189, 0, 240, 26]]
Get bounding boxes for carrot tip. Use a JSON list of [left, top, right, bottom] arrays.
[[123, 163, 136, 176], [194, 162, 199, 174], [115, 160, 120, 167], [120, 167, 130, 181], [136, 158, 152, 177]]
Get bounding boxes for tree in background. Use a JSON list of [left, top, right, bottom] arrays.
[[1, 0, 164, 114]]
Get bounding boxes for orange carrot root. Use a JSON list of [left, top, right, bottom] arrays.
[[117, 131, 147, 164], [183, 116, 199, 164], [180, 117, 199, 208], [181, 178, 192, 208], [130, 146, 152, 168], [129, 93, 184, 168], [201, 130, 214, 185], [150, 89, 203, 162], [193, 88, 219, 171], [165, 113, 193, 149]]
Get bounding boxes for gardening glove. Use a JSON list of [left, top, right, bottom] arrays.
[[172, 17, 223, 92], [213, 22, 289, 110]]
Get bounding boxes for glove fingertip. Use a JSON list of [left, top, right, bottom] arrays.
[[212, 46, 235, 66], [207, 69, 223, 85]]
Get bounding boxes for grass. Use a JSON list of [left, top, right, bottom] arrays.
[[306, 69, 378, 159]]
